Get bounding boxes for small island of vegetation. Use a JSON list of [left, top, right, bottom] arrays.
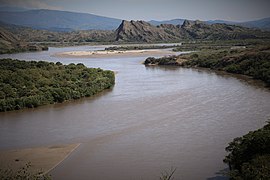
[[0, 59, 115, 112]]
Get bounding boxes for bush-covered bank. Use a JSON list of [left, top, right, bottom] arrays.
[[144, 46, 270, 85], [172, 39, 270, 52], [104, 45, 180, 51], [0, 59, 115, 112], [224, 122, 270, 179]]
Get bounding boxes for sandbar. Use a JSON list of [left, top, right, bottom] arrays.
[[0, 143, 80, 174], [55, 49, 177, 58]]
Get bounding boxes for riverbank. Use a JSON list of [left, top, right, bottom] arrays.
[[0, 143, 80, 174], [144, 45, 270, 86], [55, 49, 177, 58], [0, 44, 270, 179]]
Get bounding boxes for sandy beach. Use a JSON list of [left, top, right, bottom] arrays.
[[55, 49, 177, 58], [0, 143, 80, 174]]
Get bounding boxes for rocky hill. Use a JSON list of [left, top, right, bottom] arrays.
[[115, 20, 182, 42], [151, 17, 270, 30], [181, 20, 267, 39], [0, 25, 48, 54], [0, 22, 115, 44], [1, 19, 269, 51], [0, 27, 26, 53], [115, 20, 270, 42]]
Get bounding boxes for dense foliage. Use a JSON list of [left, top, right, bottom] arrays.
[[0, 59, 115, 111], [183, 47, 270, 85], [0, 45, 48, 55], [104, 45, 180, 51], [144, 46, 270, 85], [224, 122, 270, 179], [172, 39, 270, 52]]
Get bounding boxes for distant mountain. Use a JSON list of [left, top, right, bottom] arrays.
[[1, 19, 269, 45], [115, 20, 269, 42], [239, 17, 270, 30], [0, 21, 115, 43], [148, 19, 185, 26], [0, 9, 122, 31], [0, 6, 29, 12], [206, 20, 236, 25], [150, 17, 270, 31], [149, 18, 238, 27], [206, 18, 270, 30]]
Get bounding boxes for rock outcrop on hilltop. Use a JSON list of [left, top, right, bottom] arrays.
[[180, 20, 265, 39], [115, 19, 269, 42], [115, 20, 182, 42]]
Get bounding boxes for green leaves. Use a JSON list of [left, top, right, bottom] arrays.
[[224, 122, 270, 179], [0, 59, 115, 112]]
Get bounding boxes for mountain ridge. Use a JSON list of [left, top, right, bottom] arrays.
[[1, 19, 269, 48], [115, 19, 269, 42], [0, 8, 269, 31], [149, 18, 270, 30], [0, 9, 122, 31]]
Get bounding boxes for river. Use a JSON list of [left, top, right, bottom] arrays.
[[0, 45, 270, 180]]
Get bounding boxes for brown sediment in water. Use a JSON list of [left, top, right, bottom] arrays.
[[0, 143, 80, 174]]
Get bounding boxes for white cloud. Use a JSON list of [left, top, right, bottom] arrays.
[[0, 0, 61, 10]]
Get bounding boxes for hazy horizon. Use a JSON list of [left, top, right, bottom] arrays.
[[0, 0, 270, 22]]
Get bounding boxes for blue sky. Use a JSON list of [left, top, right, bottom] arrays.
[[0, 0, 270, 22]]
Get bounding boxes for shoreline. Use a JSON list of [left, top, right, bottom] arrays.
[[54, 49, 177, 58], [0, 143, 80, 174]]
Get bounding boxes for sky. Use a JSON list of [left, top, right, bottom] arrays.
[[0, 0, 270, 22]]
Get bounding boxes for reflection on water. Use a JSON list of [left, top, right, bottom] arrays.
[[0, 45, 270, 180]]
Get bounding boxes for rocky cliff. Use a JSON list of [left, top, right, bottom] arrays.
[[115, 20, 182, 42], [115, 20, 269, 42], [181, 20, 266, 39], [1, 19, 269, 48]]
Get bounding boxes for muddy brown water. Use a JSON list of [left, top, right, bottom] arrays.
[[0, 45, 270, 180]]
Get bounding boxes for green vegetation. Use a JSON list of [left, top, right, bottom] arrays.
[[183, 46, 270, 85], [172, 39, 270, 52], [104, 45, 180, 51], [0, 59, 115, 112], [144, 45, 270, 85], [0, 163, 51, 180], [224, 122, 270, 179], [0, 45, 48, 55]]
